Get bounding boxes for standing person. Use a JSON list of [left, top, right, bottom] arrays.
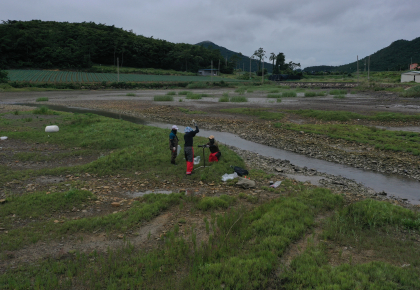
[[206, 135, 221, 162], [184, 120, 199, 175], [169, 125, 179, 165]]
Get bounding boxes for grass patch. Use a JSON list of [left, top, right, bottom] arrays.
[[281, 91, 297, 98], [268, 89, 280, 93], [275, 122, 420, 155], [292, 109, 420, 122], [166, 91, 176, 95], [0, 187, 343, 289], [221, 108, 284, 120], [185, 94, 202, 99], [126, 93, 136, 96], [235, 88, 246, 95], [333, 94, 346, 99], [178, 91, 191, 95], [178, 108, 206, 115], [35, 97, 49, 102], [230, 96, 248, 102], [196, 195, 236, 211], [267, 94, 282, 98], [32, 106, 57, 115], [329, 89, 347, 95], [219, 96, 229, 102], [153, 95, 174, 101], [400, 85, 420, 98], [186, 82, 208, 89]]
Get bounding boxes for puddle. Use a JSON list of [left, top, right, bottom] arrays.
[[375, 126, 420, 133], [283, 174, 327, 186], [16, 103, 420, 204]]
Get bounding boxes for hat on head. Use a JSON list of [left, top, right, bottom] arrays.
[[172, 125, 178, 130], [184, 126, 193, 133], [208, 135, 215, 139]]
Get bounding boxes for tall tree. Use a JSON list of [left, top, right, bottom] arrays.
[[269, 52, 276, 73], [0, 68, 8, 83], [253, 47, 266, 72], [275, 52, 286, 72]]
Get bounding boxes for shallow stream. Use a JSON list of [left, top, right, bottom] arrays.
[[16, 103, 420, 204]]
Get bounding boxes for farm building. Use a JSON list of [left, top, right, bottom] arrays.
[[409, 63, 419, 70], [401, 71, 420, 83], [198, 69, 218, 76]]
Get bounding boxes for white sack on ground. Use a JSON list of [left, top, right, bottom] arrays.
[[45, 125, 59, 133], [0, 136, 8, 140]]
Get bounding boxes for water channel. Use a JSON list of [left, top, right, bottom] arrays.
[[16, 103, 420, 204]]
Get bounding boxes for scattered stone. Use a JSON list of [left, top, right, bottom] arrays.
[[111, 202, 120, 207], [117, 234, 124, 239], [0, 199, 6, 204]]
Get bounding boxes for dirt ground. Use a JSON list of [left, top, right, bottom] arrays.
[[1, 87, 420, 279]]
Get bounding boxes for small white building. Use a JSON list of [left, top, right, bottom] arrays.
[[401, 71, 420, 83], [198, 69, 218, 76]]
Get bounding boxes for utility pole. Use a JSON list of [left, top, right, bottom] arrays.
[[357, 55, 359, 84], [262, 61, 264, 84], [218, 59, 220, 76], [211, 60, 213, 83], [368, 55, 370, 81], [250, 57, 252, 80], [117, 57, 119, 82]]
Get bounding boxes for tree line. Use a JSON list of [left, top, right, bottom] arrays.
[[0, 20, 235, 73]]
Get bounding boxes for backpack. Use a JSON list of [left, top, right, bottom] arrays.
[[232, 166, 249, 177]]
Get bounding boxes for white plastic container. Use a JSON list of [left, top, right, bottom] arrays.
[[194, 156, 201, 165], [0, 136, 7, 140], [45, 125, 59, 133]]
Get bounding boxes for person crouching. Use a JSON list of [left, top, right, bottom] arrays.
[[184, 122, 199, 175], [207, 135, 221, 162]]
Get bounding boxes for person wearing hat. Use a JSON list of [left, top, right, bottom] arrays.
[[169, 125, 179, 165], [184, 120, 199, 175], [206, 135, 221, 162]]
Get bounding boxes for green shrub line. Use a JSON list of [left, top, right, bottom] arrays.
[[230, 96, 248, 102], [400, 85, 420, 98], [275, 122, 420, 155], [292, 109, 420, 122], [329, 89, 347, 95], [281, 91, 297, 98], [267, 94, 282, 98]]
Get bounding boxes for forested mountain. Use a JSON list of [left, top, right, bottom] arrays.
[[196, 41, 273, 73], [0, 20, 233, 73], [304, 37, 420, 72]]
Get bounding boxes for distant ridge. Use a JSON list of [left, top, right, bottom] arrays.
[[196, 41, 272, 73], [304, 37, 420, 72]]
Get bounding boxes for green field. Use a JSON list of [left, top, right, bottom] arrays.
[[6, 70, 244, 83]]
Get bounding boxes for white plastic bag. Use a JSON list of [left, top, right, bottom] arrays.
[[221, 172, 238, 182], [45, 125, 59, 133], [177, 145, 181, 156], [0, 136, 7, 141], [270, 181, 282, 188], [194, 156, 201, 165]]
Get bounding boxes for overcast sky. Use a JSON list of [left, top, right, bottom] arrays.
[[2, 0, 420, 68]]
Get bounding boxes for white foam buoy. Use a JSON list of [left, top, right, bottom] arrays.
[[45, 125, 59, 133], [0, 136, 7, 140]]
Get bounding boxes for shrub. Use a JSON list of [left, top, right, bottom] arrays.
[[282, 91, 297, 98], [186, 94, 202, 99], [33, 106, 55, 115], [329, 89, 347, 95], [166, 91, 176, 95], [304, 92, 317, 97], [400, 85, 420, 98], [267, 94, 282, 98], [230, 96, 248, 102], [219, 96, 229, 102], [153, 95, 173, 101], [36, 97, 49, 102], [235, 88, 246, 95]]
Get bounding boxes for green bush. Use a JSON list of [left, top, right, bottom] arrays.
[[33, 106, 55, 115], [329, 89, 347, 95], [196, 195, 236, 211], [304, 92, 317, 97], [230, 96, 248, 102], [166, 91, 176, 95], [267, 94, 282, 98], [153, 95, 174, 101], [36, 97, 49, 102], [235, 88, 246, 95], [282, 91, 297, 98], [400, 85, 420, 98]]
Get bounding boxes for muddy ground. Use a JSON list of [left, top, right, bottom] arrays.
[[1, 87, 420, 280]]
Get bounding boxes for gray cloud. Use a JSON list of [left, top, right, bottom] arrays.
[[2, 0, 420, 68]]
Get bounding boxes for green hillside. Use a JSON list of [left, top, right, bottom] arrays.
[[196, 41, 273, 73], [304, 37, 420, 72], [0, 20, 233, 74]]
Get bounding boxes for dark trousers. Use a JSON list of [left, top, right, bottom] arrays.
[[171, 149, 177, 163]]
